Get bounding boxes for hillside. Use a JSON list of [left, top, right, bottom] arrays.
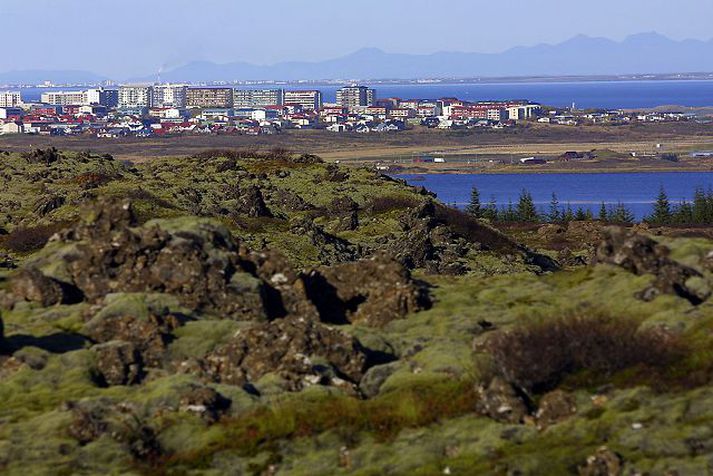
[[1, 149, 713, 474]]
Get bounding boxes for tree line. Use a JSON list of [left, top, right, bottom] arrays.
[[464, 185, 713, 225]]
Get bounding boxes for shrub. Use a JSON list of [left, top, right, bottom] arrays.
[[485, 312, 685, 394], [433, 204, 518, 252], [368, 194, 422, 214], [0, 222, 70, 253]]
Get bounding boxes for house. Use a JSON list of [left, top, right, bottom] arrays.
[[520, 157, 547, 165], [0, 121, 22, 134]]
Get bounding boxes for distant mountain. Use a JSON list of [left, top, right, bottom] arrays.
[[148, 33, 713, 82], [3, 33, 713, 85], [0, 69, 107, 85]]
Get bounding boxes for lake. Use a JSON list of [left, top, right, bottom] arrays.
[[17, 79, 713, 109], [395, 172, 713, 220]]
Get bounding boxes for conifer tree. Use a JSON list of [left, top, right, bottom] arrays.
[[516, 189, 538, 222], [598, 202, 608, 222], [548, 192, 560, 223], [648, 186, 672, 225], [465, 186, 482, 218]]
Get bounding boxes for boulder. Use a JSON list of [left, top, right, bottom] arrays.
[[195, 317, 369, 391], [84, 312, 181, 368], [536, 389, 577, 427], [579, 446, 623, 476], [474, 377, 529, 424], [92, 341, 143, 386], [10, 267, 68, 306], [290, 219, 358, 265], [595, 227, 709, 304], [304, 253, 430, 327], [178, 385, 231, 423]]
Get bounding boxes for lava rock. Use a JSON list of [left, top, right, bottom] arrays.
[[474, 377, 528, 424], [595, 227, 709, 304], [92, 340, 143, 386], [304, 253, 430, 327], [195, 317, 369, 392]]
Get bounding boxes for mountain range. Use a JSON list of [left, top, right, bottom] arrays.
[[2, 33, 713, 84]]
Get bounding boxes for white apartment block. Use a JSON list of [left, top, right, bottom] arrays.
[[118, 85, 153, 108], [152, 84, 188, 108], [233, 89, 284, 108], [0, 91, 23, 107], [41, 91, 89, 106], [284, 90, 322, 110]]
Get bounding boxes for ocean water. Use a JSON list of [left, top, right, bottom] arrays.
[[395, 172, 713, 220], [17, 79, 713, 109]]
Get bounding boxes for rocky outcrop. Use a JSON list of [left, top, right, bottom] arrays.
[[84, 312, 182, 369], [304, 253, 430, 327], [92, 341, 143, 386], [290, 219, 358, 264], [595, 227, 709, 304], [194, 317, 368, 392], [386, 202, 470, 275], [178, 385, 231, 423], [234, 184, 272, 218], [9, 200, 275, 320]]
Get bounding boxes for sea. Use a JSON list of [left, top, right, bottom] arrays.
[[16, 79, 713, 109], [395, 172, 713, 220]]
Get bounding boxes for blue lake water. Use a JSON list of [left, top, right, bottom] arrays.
[[395, 172, 713, 220], [17, 79, 713, 109]]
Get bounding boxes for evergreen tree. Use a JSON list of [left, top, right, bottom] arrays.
[[465, 186, 482, 218], [482, 195, 499, 221], [598, 202, 608, 222], [574, 207, 588, 221], [648, 186, 672, 224], [672, 201, 694, 225], [516, 189, 538, 222], [548, 192, 560, 223], [610, 202, 635, 224], [562, 203, 575, 223]]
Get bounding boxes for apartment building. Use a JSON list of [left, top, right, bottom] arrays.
[[0, 91, 23, 107], [336, 85, 376, 107], [87, 88, 119, 107], [186, 87, 233, 108], [284, 90, 322, 111], [41, 90, 88, 106], [233, 89, 284, 108], [118, 85, 153, 108], [152, 84, 188, 108]]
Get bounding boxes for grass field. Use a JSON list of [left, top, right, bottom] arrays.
[[2, 121, 713, 173]]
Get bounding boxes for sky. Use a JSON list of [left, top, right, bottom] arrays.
[[3, 0, 713, 78]]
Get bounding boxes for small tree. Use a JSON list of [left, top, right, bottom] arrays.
[[516, 189, 538, 222], [482, 195, 499, 221], [465, 186, 482, 218], [562, 203, 575, 223], [598, 202, 608, 222], [574, 207, 588, 221], [609, 202, 635, 224], [648, 186, 672, 225], [548, 192, 560, 223]]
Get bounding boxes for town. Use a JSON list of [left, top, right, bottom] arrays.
[[0, 83, 695, 138]]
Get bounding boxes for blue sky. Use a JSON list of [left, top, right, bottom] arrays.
[[3, 0, 713, 77]]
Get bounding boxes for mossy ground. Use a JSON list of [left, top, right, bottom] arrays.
[[2, 150, 713, 474]]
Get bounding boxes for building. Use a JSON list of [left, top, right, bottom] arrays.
[[0, 121, 22, 135], [86, 88, 118, 107], [152, 84, 188, 108], [41, 90, 89, 106], [0, 91, 23, 107], [284, 90, 322, 111], [233, 89, 284, 108], [186, 87, 233, 108], [119, 85, 153, 108], [507, 104, 541, 121], [0, 107, 23, 119], [336, 85, 376, 107]]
